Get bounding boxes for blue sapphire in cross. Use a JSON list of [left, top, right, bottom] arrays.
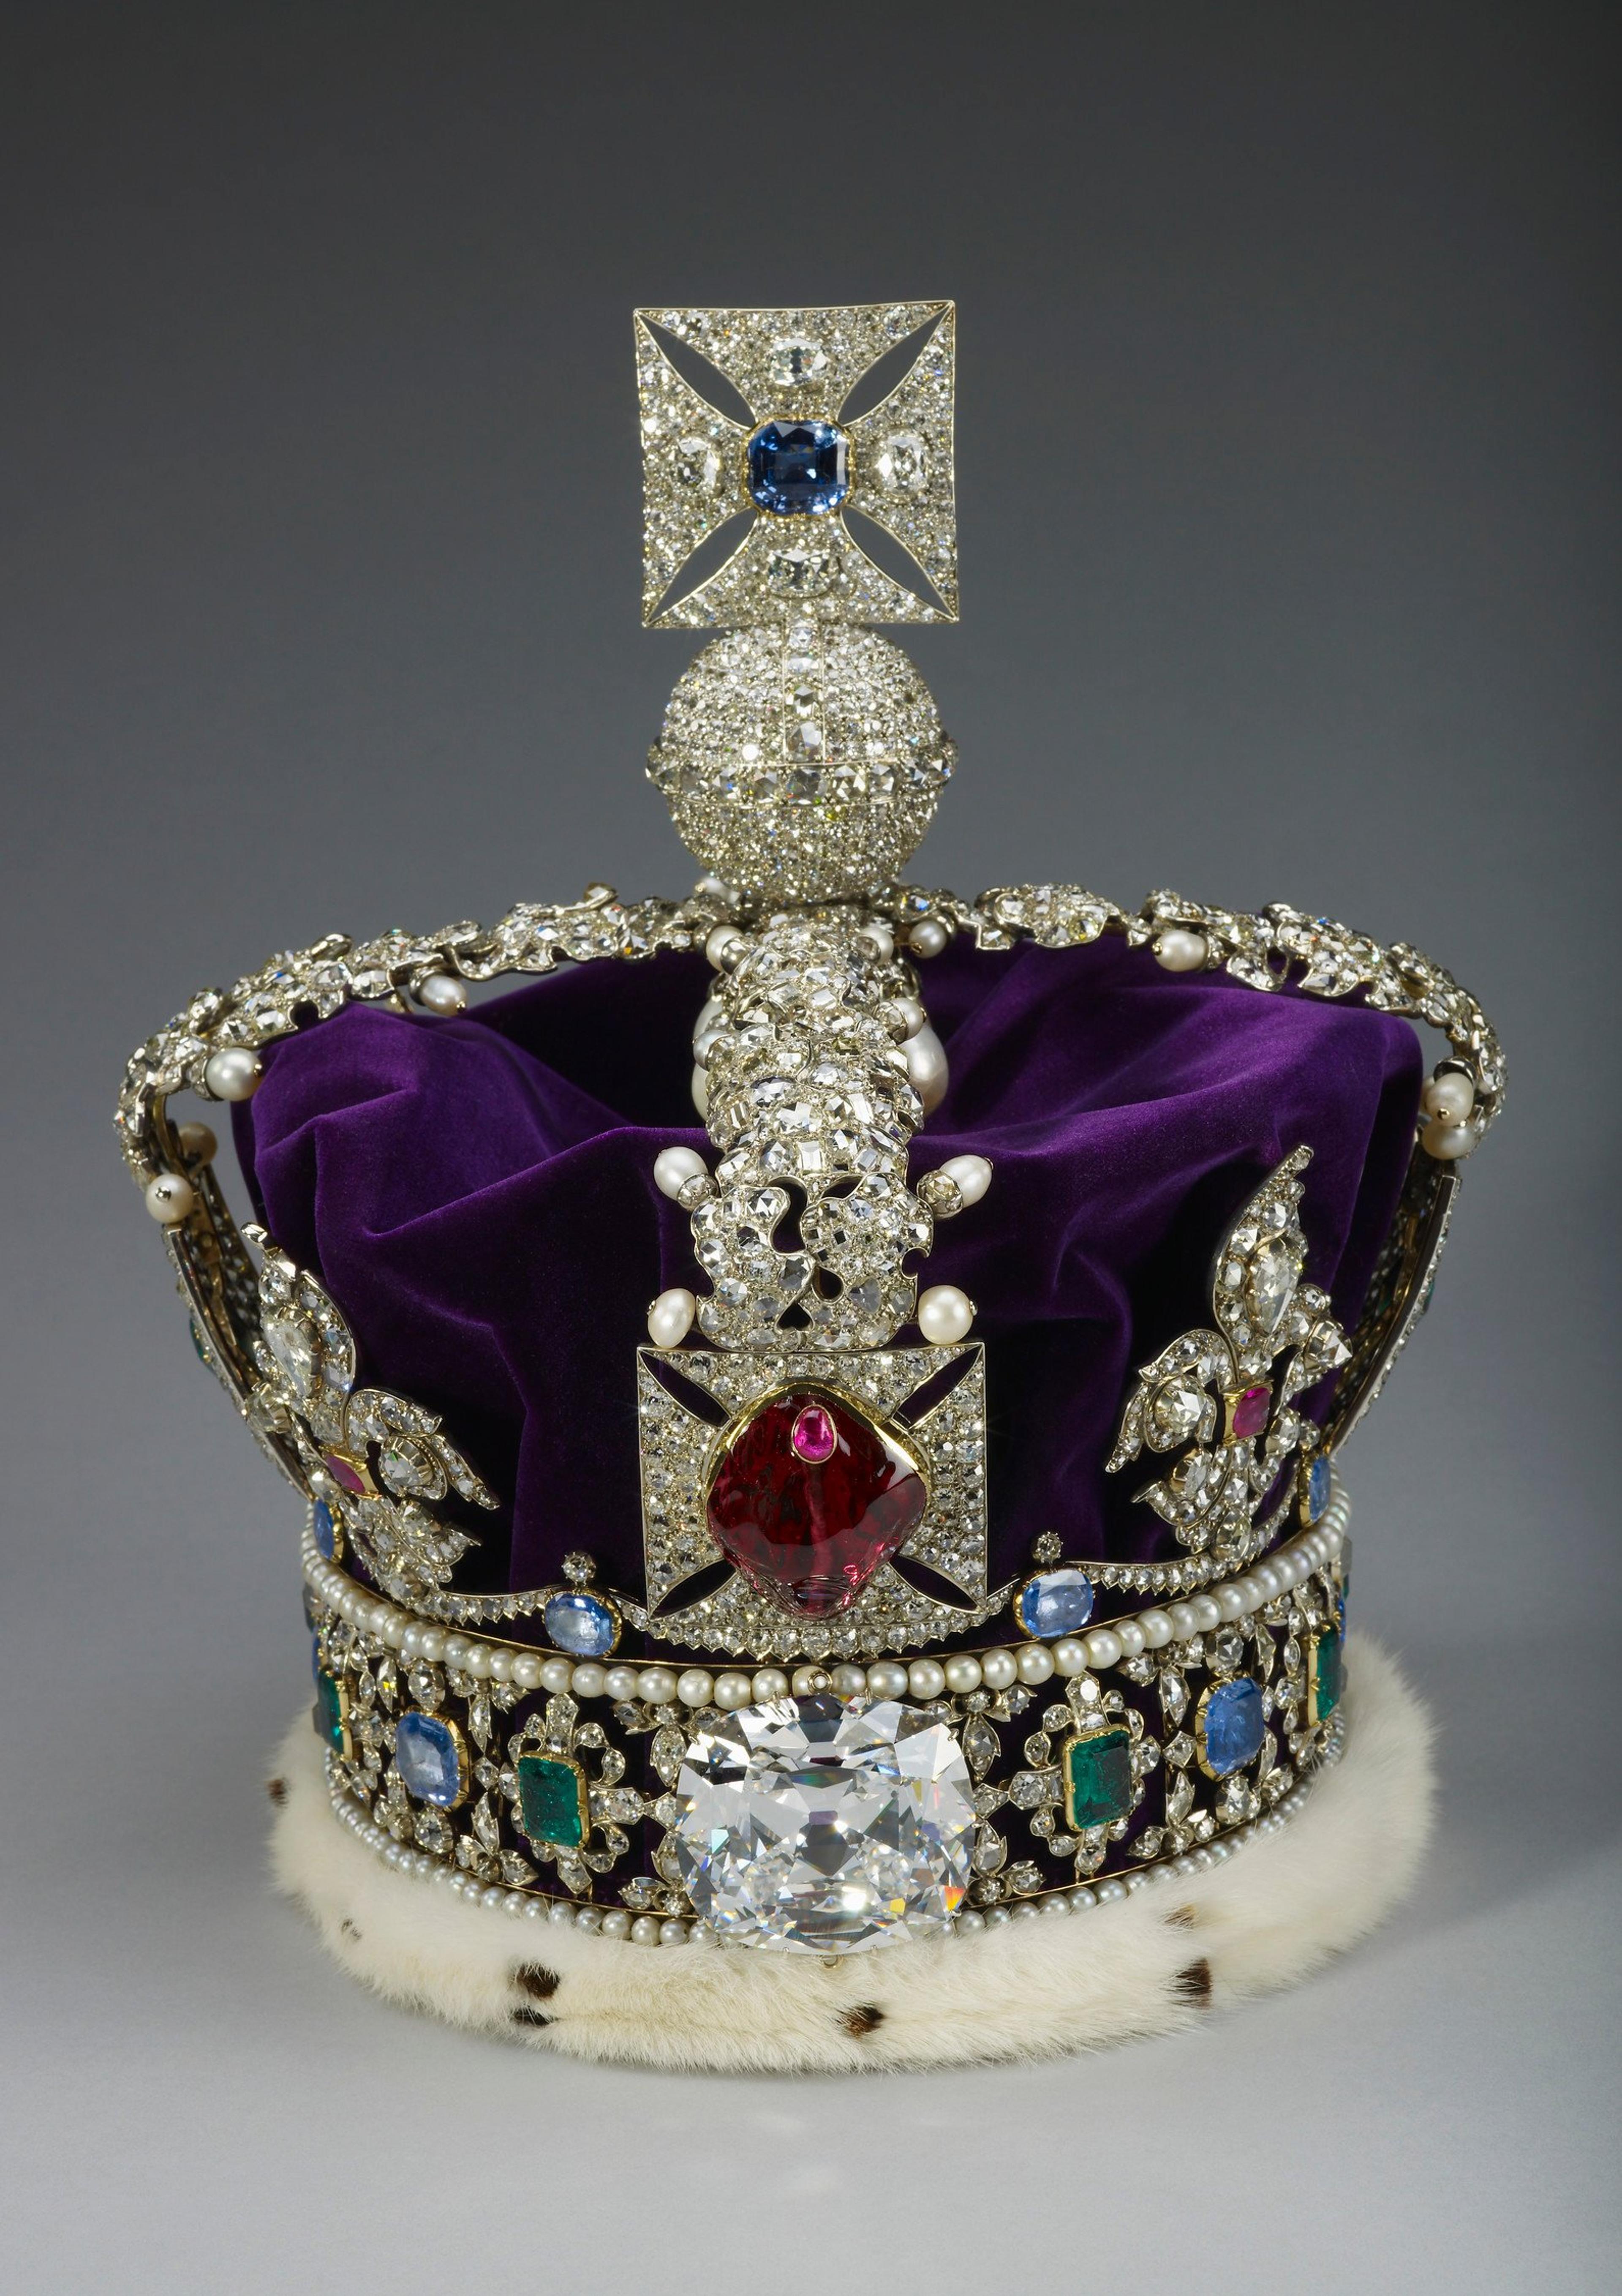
[[746, 420, 850, 515]]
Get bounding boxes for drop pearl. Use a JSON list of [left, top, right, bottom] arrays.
[[647, 1287, 697, 1349], [415, 973, 467, 1015], [144, 1172, 194, 1223], [1153, 927, 1208, 973], [1422, 1116, 1477, 1160], [938, 1153, 992, 1206], [903, 1024, 950, 1114], [908, 917, 950, 957], [203, 1047, 262, 1101], [653, 1146, 708, 1200], [1422, 1071, 1475, 1122]]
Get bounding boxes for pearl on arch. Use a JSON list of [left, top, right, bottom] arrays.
[[414, 973, 468, 1016], [903, 1024, 950, 1114], [1422, 1070, 1475, 1122], [1153, 927, 1209, 973], [203, 1046, 262, 1101], [1422, 1116, 1477, 1160], [647, 1287, 697, 1348], [917, 1283, 974, 1344], [907, 917, 951, 958], [938, 1152, 992, 1206], [144, 1171, 195, 1224], [653, 1145, 709, 1200]]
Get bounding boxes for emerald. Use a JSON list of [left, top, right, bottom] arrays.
[[1307, 1626, 1343, 1724], [313, 1666, 351, 1760], [516, 1752, 589, 1850], [1062, 1725, 1133, 1831]]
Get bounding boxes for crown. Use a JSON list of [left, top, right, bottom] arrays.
[[120, 302, 1501, 2070]]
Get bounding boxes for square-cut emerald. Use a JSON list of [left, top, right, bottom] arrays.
[[1063, 1725, 1133, 1831], [516, 1752, 588, 1849], [1308, 1627, 1343, 1724], [313, 1667, 350, 1759]]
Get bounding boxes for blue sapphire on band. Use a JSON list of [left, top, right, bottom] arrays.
[[395, 1710, 465, 1807], [1199, 1677, 1266, 1776], [1016, 1567, 1094, 1639], [747, 420, 850, 516], [543, 1588, 620, 1658]]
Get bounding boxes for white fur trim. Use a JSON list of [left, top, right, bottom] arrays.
[[268, 1633, 1432, 2072]]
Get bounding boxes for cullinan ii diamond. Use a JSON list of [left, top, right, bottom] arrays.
[[673, 1695, 974, 1952]]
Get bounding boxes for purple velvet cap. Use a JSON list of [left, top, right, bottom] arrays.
[[237, 934, 1421, 1598]]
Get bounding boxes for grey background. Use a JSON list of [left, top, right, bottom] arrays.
[[3, 4, 1617, 2289]]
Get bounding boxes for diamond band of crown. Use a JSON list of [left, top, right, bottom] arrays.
[[121, 300, 1501, 1959]]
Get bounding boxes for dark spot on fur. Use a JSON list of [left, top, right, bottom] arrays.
[[511, 2006, 553, 2029], [266, 1776, 288, 1804], [1175, 1958, 1213, 2006], [1166, 1903, 1197, 1928], [841, 2004, 884, 2037], [514, 1963, 561, 2001], [339, 1919, 361, 1942]]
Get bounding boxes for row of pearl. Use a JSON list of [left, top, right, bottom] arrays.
[[301, 1491, 1346, 1708], [327, 1716, 1339, 1946]]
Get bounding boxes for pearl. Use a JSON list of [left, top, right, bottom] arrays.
[[571, 1663, 606, 1699], [512, 1654, 543, 1691], [1153, 927, 1208, 973], [659, 1919, 689, 1946], [908, 917, 950, 957], [1051, 1637, 1090, 1677], [1083, 1628, 1121, 1670], [938, 1153, 992, 1207], [830, 1664, 868, 1699], [1422, 1115, 1477, 1160], [751, 1667, 790, 1702], [1254, 1565, 1282, 1600], [603, 1665, 641, 1703], [942, 1654, 982, 1694], [417, 1628, 446, 1661], [414, 973, 468, 1016], [442, 1635, 470, 1667], [902, 1024, 950, 1114], [638, 1667, 677, 1704], [676, 1668, 714, 1707], [600, 1909, 632, 1940], [1016, 1642, 1055, 1685], [463, 1643, 492, 1679], [789, 1664, 830, 1697], [144, 1172, 194, 1224], [957, 1909, 986, 1934], [1422, 1071, 1475, 1122], [547, 1899, 572, 1925], [1113, 1618, 1146, 1658], [855, 920, 894, 961], [881, 995, 925, 1041], [630, 1915, 662, 1945], [705, 924, 746, 970], [574, 1906, 602, 1931], [692, 1027, 724, 1069], [541, 1657, 575, 1693], [1040, 1892, 1071, 1917], [690, 1066, 709, 1118], [864, 1659, 909, 1698], [917, 1284, 974, 1345], [1138, 1608, 1174, 1649], [486, 1646, 515, 1681], [203, 1046, 263, 1101], [653, 1146, 708, 1200], [176, 1121, 218, 1164], [647, 1287, 697, 1349], [979, 1647, 1017, 1691], [693, 995, 725, 1037], [1215, 1584, 1247, 1621], [400, 1623, 425, 1658], [1167, 1602, 1201, 1640], [1191, 1594, 1223, 1632], [907, 1658, 947, 1699]]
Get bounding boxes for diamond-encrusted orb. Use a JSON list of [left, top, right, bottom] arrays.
[[707, 1387, 928, 1617], [673, 1695, 973, 1952], [1016, 1566, 1094, 1639], [747, 420, 849, 516], [648, 624, 954, 900], [395, 1711, 464, 1806]]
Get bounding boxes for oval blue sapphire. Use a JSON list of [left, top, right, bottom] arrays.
[[1016, 1568, 1094, 1640], [544, 1589, 619, 1658], [395, 1711, 464, 1806], [747, 420, 849, 516], [1200, 1677, 1266, 1776], [312, 1498, 337, 1558]]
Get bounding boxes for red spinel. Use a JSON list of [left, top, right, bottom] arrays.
[[322, 1449, 369, 1497], [1231, 1384, 1271, 1441], [707, 1389, 928, 1617]]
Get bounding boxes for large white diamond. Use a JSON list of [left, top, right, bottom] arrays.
[[673, 1695, 974, 1952]]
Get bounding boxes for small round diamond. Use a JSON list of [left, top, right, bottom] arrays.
[[674, 1695, 974, 1952]]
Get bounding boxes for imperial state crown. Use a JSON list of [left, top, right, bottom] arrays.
[[120, 303, 1500, 2070]]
